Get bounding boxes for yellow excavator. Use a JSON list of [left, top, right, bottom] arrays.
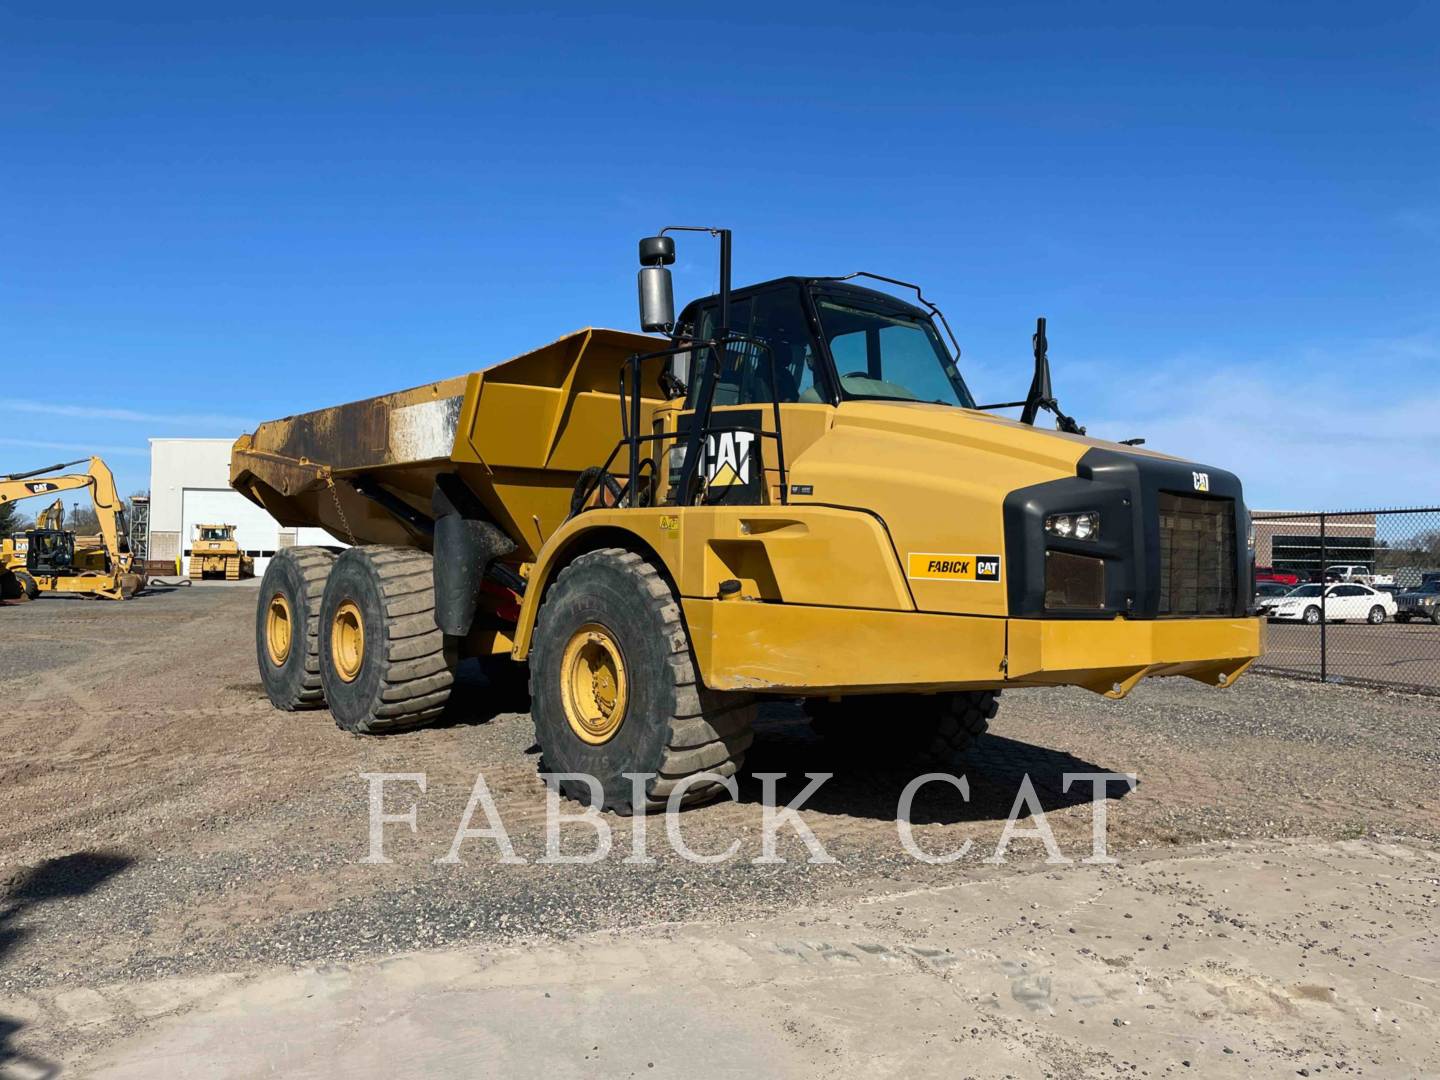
[[35, 497, 64, 530], [0, 457, 143, 601]]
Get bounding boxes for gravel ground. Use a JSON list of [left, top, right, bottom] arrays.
[[2, 585, 1439, 1072]]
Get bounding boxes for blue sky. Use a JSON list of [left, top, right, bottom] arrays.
[[2, 2, 1436, 508]]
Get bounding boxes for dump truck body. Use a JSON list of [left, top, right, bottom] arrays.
[[233, 246, 1261, 811]]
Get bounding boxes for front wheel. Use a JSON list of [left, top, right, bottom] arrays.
[[1367, 605, 1386, 624], [529, 548, 755, 813], [1302, 606, 1322, 625], [1432, 608, 1440, 626]]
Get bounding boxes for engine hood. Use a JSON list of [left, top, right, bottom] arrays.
[[785, 399, 1247, 620], [830, 400, 1189, 472]]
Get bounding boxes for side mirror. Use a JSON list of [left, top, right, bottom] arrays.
[[637, 235, 676, 333]]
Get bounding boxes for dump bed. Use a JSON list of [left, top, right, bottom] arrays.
[[231, 328, 665, 559]]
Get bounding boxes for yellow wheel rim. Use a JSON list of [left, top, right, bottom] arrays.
[[265, 593, 294, 667], [332, 600, 365, 683], [561, 622, 628, 745]]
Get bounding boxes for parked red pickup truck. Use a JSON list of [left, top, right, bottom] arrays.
[[1255, 566, 1300, 586]]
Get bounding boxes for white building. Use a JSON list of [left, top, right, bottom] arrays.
[[148, 438, 339, 577]]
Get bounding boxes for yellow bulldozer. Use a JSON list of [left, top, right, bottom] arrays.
[[233, 229, 1262, 812], [0, 457, 143, 601], [188, 524, 254, 581]]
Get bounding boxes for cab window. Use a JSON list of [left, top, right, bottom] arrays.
[[686, 286, 828, 407]]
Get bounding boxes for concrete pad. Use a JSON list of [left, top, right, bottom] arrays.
[[78, 839, 1440, 1079]]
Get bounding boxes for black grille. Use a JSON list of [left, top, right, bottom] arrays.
[[1157, 493, 1236, 615]]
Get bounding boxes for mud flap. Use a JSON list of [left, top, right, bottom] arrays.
[[431, 473, 516, 636]]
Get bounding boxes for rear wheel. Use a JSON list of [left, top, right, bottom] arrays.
[[318, 546, 455, 734], [1367, 605, 1386, 624], [806, 691, 998, 769], [255, 547, 337, 710], [530, 548, 755, 813]]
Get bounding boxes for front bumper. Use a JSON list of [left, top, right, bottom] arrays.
[[687, 599, 1263, 699]]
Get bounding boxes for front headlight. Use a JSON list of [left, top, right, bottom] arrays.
[[1045, 511, 1100, 541]]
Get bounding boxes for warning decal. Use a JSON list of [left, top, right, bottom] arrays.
[[907, 553, 1002, 582]]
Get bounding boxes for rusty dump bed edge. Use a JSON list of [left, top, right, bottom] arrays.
[[230, 327, 666, 550]]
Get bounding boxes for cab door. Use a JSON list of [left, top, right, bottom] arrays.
[[678, 283, 834, 506]]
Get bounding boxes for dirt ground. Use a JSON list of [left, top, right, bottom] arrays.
[[2, 584, 1439, 1077]]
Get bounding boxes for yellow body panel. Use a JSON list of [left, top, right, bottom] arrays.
[[511, 503, 917, 659], [689, 601, 1261, 696], [1005, 616, 1262, 696]]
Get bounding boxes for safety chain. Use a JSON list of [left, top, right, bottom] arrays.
[[326, 476, 357, 546]]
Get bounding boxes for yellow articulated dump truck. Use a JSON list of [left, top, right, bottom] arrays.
[[188, 524, 254, 581], [233, 229, 1262, 812]]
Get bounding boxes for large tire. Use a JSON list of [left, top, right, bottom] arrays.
[[318, 546, 455, 734], [256, 547, 337, 710], [15, 570, 39, 601], [530, 548, 756, 813], [806, 691, 998, 769]]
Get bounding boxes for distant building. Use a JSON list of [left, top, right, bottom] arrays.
[[148, 438, 339, 577], [1252, 511, 1377, 577]]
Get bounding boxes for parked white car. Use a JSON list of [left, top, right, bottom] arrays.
[[1265, 583, 1397, 624]]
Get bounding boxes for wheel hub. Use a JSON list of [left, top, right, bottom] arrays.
[[560, 622, 628, 745], [266, 593, 294, 666], [332, 599, 365, 683]]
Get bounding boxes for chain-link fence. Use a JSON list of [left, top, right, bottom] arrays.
[[1252, 508, 1440, 694]]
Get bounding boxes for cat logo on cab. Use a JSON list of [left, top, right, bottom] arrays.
[[907, 553, 1002, 582], [1192, 471, 1210, 492]]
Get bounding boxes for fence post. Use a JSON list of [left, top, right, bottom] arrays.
[[1319, 511, 1327, 682]]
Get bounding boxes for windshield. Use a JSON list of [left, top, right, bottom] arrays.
[[1288, 585, 1324, 597], [200, 528, 228, 540], [816, 300, 975, 408], [1413, 582, 1440, 594]]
